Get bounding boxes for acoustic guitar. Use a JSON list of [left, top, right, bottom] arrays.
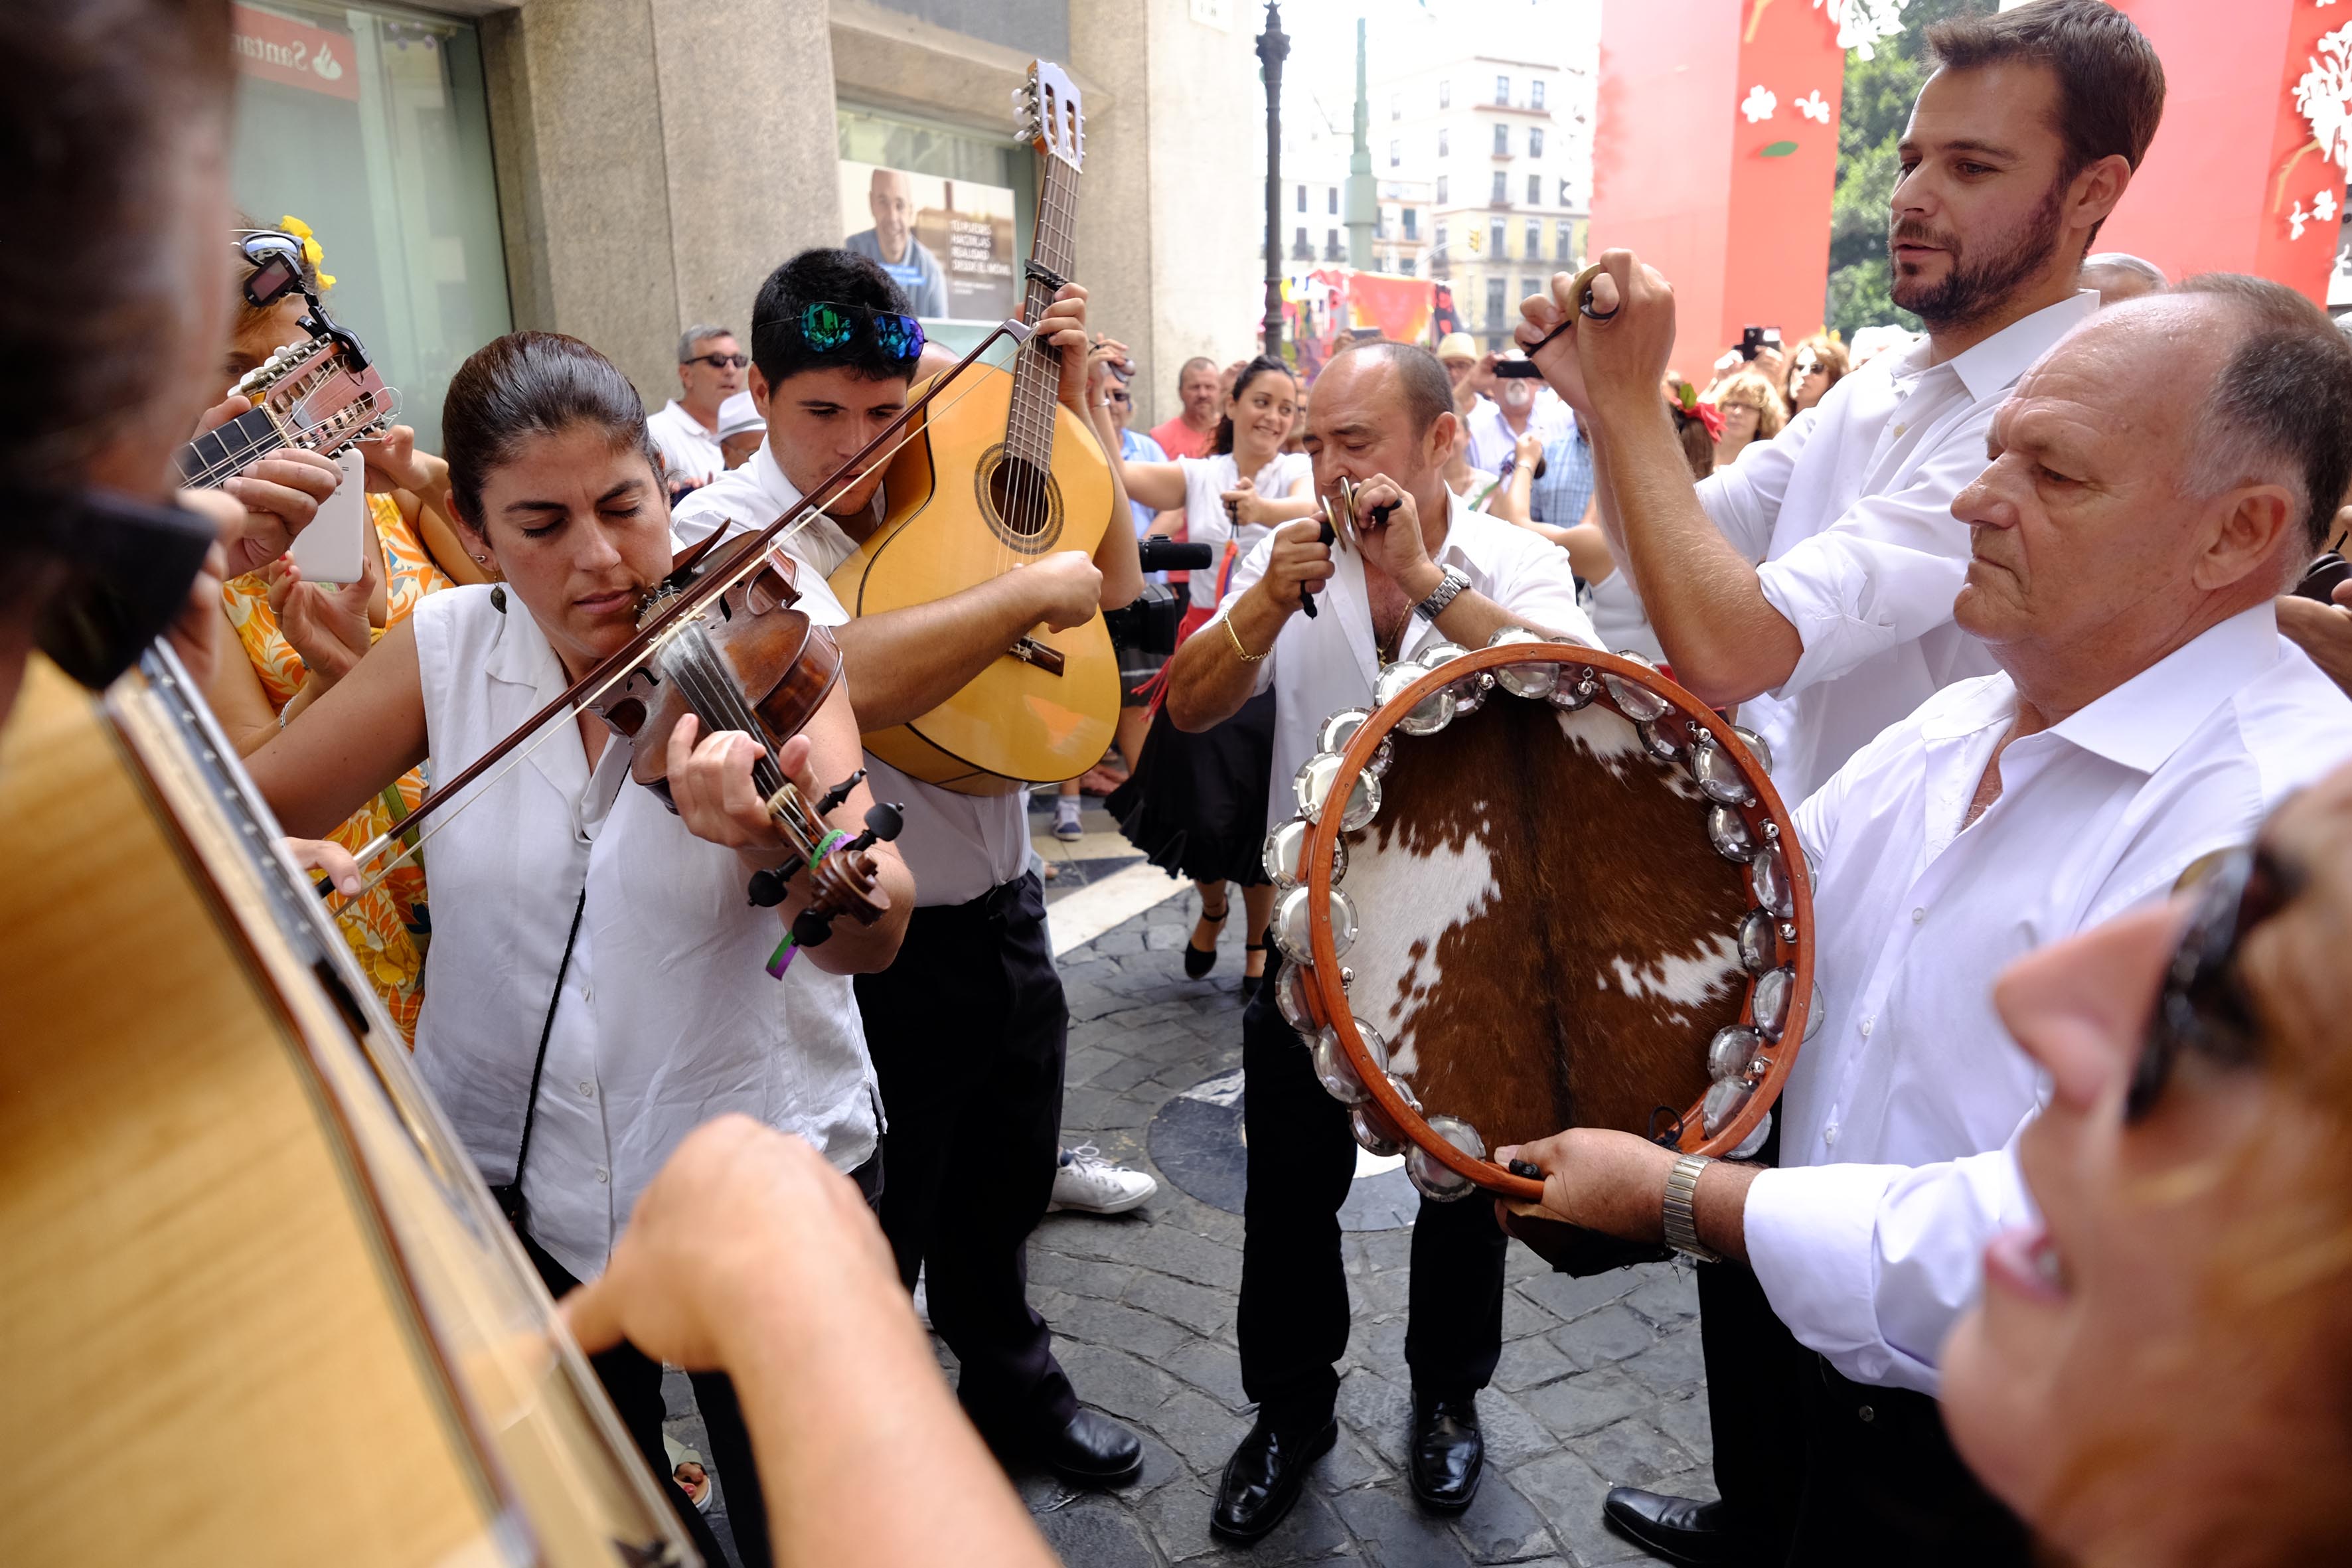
[[830, 60, 1119, 795], [0, 649, 694, 1566]]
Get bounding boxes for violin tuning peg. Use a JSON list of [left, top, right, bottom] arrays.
[[745, 866, 789, 908], [815, 768, 867, 817], [791, 907, 834, 949], [866, 801, 905, 843]]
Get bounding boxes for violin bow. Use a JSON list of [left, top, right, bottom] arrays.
[[341, 316, 1038, 884]]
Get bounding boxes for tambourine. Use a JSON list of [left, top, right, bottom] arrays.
[[1263, 633, 1816, 1205]]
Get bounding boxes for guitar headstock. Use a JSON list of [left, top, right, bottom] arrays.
[[1018, 60, 1085, 173], [236, 333, 399, 455]]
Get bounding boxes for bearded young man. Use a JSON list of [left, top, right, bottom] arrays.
[[1521, 0, 2162, 807]]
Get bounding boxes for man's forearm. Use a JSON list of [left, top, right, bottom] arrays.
[[722, 1261, 1058, 1568], [1594, 404, 1800, 704], [835, 575, 1046, 730], [1166, 585, 1285, 732], [1394, 561, 1571, 649]]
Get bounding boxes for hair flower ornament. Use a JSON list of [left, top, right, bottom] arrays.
[[277, 213, 336, 291]]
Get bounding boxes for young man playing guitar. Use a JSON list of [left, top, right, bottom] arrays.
[[672, 248, 1149, 1484]]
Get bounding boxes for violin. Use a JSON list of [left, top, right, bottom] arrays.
[[588, 532, 903, 949], [341, 315, 1038, 925]]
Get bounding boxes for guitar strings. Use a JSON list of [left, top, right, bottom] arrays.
[[322, 335, 1020, 916], [185, 388, 398, 489]]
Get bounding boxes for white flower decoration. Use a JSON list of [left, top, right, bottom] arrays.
[[1795, 90, 1832, 125], [2297, 24, 2352, 169], [1814, 0, 1908, 62], [1741, 85, 1778, 124], [2319, 187, 2342, 225], [2291, 200, 2312, 242]]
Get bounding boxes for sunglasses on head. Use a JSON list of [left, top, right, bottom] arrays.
[[233, 230, 313, 311], [685, 352, 749, 370], [2129, 844, 2298, 1123], [5, 490, 218, 691], [759, 299, 925, 365]]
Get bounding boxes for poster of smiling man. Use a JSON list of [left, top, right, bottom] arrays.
[[839, 161, 1018, 323]]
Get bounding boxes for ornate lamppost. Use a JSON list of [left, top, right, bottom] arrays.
[[1257, 2, 1290, 358]]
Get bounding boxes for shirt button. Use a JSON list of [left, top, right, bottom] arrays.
[[1824, 1124, 1839, 1146], [594, 1167, 609, 1184], [1857, 1405, 1875, 1424], [1859, 1016, 1875, 1037], [1911, 907, 1925, 923], [578, 1080, 595, 1099]]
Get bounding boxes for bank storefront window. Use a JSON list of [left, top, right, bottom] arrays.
[[837, 104, 1038, 357], [228, 2, 510, 450]]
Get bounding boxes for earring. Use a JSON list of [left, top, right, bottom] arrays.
[[472, 554, 488, 563]]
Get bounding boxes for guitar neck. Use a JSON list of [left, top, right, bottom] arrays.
[[1004, 155, 1082, 468], [177, 408, 285, 489]]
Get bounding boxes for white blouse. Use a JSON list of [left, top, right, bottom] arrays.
[[410, 584, 880, 1283], [1177, 451, 1314, 611]]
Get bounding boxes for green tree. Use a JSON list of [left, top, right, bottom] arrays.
[[1823, 0, 1994, 339]]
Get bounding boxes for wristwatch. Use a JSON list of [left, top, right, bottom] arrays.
[[1662, 1153, 1720, 1263], [1414, 564, 1472, 623]]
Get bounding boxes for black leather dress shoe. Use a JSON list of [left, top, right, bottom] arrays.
[[1210, 1415, 1337, 1541], [1033, 1407, 1144, 1486], [1407, 1394, 1484, 1512], [1601, 1486, 1745, 1567]]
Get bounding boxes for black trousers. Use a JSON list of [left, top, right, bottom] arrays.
[[856, 871, 1078, 1432], [1236, 953, 1509, 1428], [522, 1234, 767, 1568], [1696, 1257, 2031, 1566]]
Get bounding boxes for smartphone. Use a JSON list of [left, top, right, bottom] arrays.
[[288, 447, 368, 586], [2296, 552, 2351, 604], [1763, 327, 1783, 353], [1739, 325, 1764, 361], [1494, 359, 1545, 378]]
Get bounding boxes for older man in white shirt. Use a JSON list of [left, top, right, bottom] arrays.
[[1518, 4, 2165, 806], [1500, 276, 2352, 1567], [1164, 341, 1599, 1541]]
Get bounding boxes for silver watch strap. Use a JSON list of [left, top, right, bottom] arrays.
[[1662, 1153, 1719, 1263], [1415, 564, 1470, 622]]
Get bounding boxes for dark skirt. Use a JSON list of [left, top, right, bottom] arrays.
[[1107, 686, 1277, 888]]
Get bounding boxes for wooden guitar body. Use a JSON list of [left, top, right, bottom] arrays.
[[832, 361, 1120, 794], [0, 654, 692, 1566]]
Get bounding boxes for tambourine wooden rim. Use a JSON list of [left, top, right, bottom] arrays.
[[1298, 643, 1814, 1204]]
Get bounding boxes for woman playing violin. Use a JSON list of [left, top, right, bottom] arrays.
[[243, 329, 911, 1567]]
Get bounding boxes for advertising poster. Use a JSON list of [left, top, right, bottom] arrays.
[[838, 161, 1017, 323]]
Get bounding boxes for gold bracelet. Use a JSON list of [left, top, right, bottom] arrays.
[[1223, 616, 1267, 663]]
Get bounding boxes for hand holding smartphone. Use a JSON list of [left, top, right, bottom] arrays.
[[287, 448, 368, 586]]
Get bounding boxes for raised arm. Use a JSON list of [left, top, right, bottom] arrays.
[[242, 615, 431, 838], [1521, 255, 1803, 706]]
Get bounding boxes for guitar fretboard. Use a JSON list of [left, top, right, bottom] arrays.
[[1003, 155, 1082, 473], [178, 408, 287, 489]]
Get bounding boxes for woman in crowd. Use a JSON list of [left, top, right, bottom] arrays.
[[242, 329, 913, 1565], [1941, 767, 2352, 1567], [1099, 354, 1315, 993], [203, 219, 486, 1041], [1706, 368, 1785, 469], [1782, 333, 1847, 416]]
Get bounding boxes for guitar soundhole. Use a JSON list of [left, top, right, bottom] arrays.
[[978, 445, 1065, 553]]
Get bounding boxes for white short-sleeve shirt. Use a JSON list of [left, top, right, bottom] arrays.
[[409, 584, 880, 1284], [1176, 452, 1314, 610], [647, 399, 725, 491]]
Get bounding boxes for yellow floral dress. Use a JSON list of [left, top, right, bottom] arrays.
[[224, 493, 451, 1045]]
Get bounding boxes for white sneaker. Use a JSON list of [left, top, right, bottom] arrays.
[[1048, 1144, 1157, 1215]]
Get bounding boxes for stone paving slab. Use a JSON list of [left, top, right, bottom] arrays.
[[1011, 887, 1713, 1567]]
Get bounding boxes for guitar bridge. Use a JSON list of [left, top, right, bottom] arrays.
[[1008, 636, 1066, 676]]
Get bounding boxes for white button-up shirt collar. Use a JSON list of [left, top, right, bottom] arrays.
[[669, 437, 1032, 907], [1700, 289, 2100, 803], [1741, 601, 2352, 1394], [1214, 489, 1600, 826]]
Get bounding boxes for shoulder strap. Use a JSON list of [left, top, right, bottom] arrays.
[[511, 887, 588, 1190]]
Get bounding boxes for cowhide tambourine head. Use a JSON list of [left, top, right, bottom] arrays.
[[1264, 629, 1820, 1205]]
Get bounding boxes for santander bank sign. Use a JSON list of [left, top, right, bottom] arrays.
[[230, 4, 361, 102]]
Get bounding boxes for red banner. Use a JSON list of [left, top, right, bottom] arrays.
[[230, 4, 360, 103]]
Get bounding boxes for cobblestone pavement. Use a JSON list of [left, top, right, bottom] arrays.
[[995, 885, 1714, 1568]]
